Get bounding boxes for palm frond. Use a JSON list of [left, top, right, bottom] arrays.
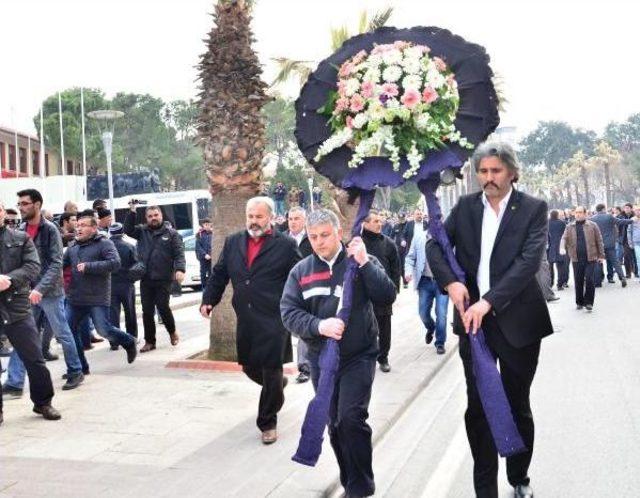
[[358, 10, 369, 34], [270, 58, 314, 88], [492, 73, 509, 113], [367, 7, 393, 32], [330, 25, 350, 51]]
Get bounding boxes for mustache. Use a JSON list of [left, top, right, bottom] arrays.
[[483, 181, 499, 190]]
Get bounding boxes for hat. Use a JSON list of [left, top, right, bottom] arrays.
[[109, 222, 124, 235], [97, 208, 112, 219]]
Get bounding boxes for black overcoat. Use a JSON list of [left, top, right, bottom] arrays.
[[203, 229, 301, 368]]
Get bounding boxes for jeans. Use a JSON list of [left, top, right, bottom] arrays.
[[418, 276, 449, 346], [596, 246, 626, 285], [6, 295, 83, 389], [0, 317, 54, 410], [274, 199, 285, 216], [67, 304, 135, 372], [635, 246, 640, 275], [199, 261, 211, 289]]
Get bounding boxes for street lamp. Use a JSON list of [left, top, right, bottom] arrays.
[[87, 110, 124, 211]]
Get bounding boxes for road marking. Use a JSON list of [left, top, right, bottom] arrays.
[[419, 421, 468, 498]]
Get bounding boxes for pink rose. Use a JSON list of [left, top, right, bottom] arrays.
[[350, 93, 365, 113], [339, 62, 356, 78], [352, 50, 367, 64], [346, 116, 354, 129], [433, 56, 447, 72], [382, 83, 399, 97], [420, 44, 431, 54], [337, 80, 347, 97], [335, 97, 350, 113], [361, 81, 375, 99], [446, 74, 457, 88], [422, 86, 438, 104], [401, 88, 421, 109]]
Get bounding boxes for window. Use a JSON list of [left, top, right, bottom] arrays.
[[8, 145, 16, 171], [19, 147, 27, 174], [0, 142, 5, 169], [32, 150, 40, 176], [66, 160, 74, 175]]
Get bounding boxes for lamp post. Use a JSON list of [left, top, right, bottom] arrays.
[[87, 110, 124, 211]]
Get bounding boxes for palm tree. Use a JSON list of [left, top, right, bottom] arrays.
[[196, 0, 270, 361], [590, 141, 621, 207]]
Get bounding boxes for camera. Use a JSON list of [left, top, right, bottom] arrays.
[[129, 198, 148, 206]]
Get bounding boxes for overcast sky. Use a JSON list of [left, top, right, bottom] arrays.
[[1, 0, 638, 139]]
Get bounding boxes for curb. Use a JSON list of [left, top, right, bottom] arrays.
[[166, 359, 298, 375], [324, 342, 460, 498]]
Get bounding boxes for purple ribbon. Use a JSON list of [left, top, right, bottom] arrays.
[[292, 189, 377, 467], [418, 177, 526, 458]]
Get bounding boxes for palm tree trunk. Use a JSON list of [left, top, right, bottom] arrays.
[[604, 162, 612, 207], [207, 190, 249, 361], [581, 166, 590, 208]]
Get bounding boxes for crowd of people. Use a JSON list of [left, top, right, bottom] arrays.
[[2, 142, 639, 497]]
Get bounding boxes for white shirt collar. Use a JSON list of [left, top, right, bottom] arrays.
[[481, 187, 513, 215], [319, 245, 343, 268]]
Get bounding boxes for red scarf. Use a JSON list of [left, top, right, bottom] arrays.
[[247, 230, 272, 268]]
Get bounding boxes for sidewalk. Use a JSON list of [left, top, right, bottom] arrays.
[[0, 288, 456, 498]]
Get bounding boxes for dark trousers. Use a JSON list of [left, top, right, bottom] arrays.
[[199, 261, 211, 289], [110, 283, 138, 338], [140, 279, 175, 345], [0, 316, 54, 411], [573, 260, 596, 306], [550, 256, 569, 288], [375, 312, 391, 364], [241, 365, 284, 431], [458, 322, 540, 498], [309, 351, 377, 497], [623, 245, 636, 277]]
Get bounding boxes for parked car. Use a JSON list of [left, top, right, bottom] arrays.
[[182, 235, 203, 290]]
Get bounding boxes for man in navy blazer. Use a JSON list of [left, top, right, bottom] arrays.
[[427, 142, 553, 498]]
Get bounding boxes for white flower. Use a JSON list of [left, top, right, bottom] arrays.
[[352, 113, 368, 129], [401, 57, 421, 75], [382, 65, 403, 83], [415, 113, 431, 131], [404, 46, 424, 61], [382, 49, 403, 66], [314, 127, 353, 162], [345, 78, 361, 96], [363, 68, 381, 83], [402, 74, 422, 91], [426, 70, 446, 89], [385, 98, 400, 109]]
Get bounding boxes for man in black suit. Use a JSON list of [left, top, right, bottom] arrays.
[[548, 209, 568, 290], [200, 197, 301, 445], [403, 208, 425, 251], [427, 142, 553, 498]]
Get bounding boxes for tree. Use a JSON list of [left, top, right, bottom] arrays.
[[589, 141, 621, 207], [604, 113, 640, 152], [519, 121, 596, 173], [262, 97, 296, 170], [196, 0, 270, 361]]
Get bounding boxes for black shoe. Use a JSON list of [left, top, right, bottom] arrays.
[[622, 279, 628, 288], [110, 343, 119, 351], [436, 345, 446, 355], [43, 351, 59, 361], [33, 404, 61, 421], [425, 328, 434, 345], [296, 371, 310, 383], [125, 344, 137, 364], [2, 386, 23, 399], [546, 296, 560, 302], [576, 305, 584, 310], [62, 370, 89, 380], [283, 376, 289, 389], [403, 283, 408, 289], [608, 279, 615, 284], [62, 373, 85, 391], [556, 286, 564, 291], [379, 362, 391, 373], [585, 305, 593, 312], [514, 484, 534, 498], [0, 411, 3, 426]]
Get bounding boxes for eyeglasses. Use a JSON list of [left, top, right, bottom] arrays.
[[16, 201, 33, 207]]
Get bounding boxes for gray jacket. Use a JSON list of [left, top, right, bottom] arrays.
[[63, 233, 121, 307], [0, 227, 41, 326], [591, 212, 632, 250], [18, 217, 64, 297]]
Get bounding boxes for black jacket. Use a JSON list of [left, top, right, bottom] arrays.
[[110, 235, 139, 286], [63, 233, 121, 307], [288, 231, 313, 258], [392, 221, 408, 254], [547, 219, 567, 263], [280, 248, 397, 361], [426, 190, 553, 348], [124, 212, 186, 281], [18, 217, 64, 297], [0, 227, 41, 326], [361, 228, 400, 315], [203, 229, 301, 368]]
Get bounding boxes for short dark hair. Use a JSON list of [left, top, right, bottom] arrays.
[[92, 199, 106, 210], [624, 202, 633, 209], [550, 210, 559, 220], [145, 205, 162, 214], [78, 208, 96, 219], [5, 208, 18, 215], [200, 218, 211, 225], [595, 203, 606, 212], [17, 189, 43, 206], [77, 213, 97, 226], [364, 208, 381, 222], [59, 212, 76, 226]]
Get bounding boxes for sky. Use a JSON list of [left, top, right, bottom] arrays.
[[1, 0, 639, 140]]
